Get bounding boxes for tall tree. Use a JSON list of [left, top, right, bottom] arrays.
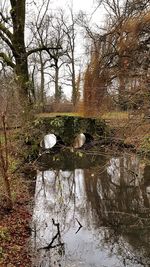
[[61, 8, 78, 107], [0, 0, 29, 102], [30, 10, 70, 103], [0, 0, 60, 105], [83, 0, 150, 113]]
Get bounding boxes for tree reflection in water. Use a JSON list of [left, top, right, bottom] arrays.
[[32, 153, 150, 267]]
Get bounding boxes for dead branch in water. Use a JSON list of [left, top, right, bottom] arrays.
[[38, 218, 64, 250], [75, 218, 83, 234]]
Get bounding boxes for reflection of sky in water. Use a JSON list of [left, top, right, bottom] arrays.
[[32, 169, 123, 267], [107, 158, 120, 182], [73, 133, 86, 148], [107, 155, 144, 186], [32, 154, 150, 267], [64, 227, 124, 267], [41, 134, 57, 149]]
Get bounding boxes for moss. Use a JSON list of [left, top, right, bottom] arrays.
[[0, 227, 10, 241], [22, 115, 110, 159], [139, 135, 150, 157]]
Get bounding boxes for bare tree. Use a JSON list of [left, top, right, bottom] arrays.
[[0, 0, 61, 105], [29, 10, 71, 104], [60, 8, 79, 107], [29, 8, 81, 107]]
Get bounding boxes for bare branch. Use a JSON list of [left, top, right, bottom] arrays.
[[0, 31, 14, 51], [0, 22, 13, 40], [0, 11, 10, 23], [27, 46, 62, 57], [0, 52, 15, 68]]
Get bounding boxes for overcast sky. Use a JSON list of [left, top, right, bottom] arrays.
[[51, 0, 106, 25], [52, 0, 97, 13]]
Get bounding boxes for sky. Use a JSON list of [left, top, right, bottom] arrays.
[[53, 0, 97, 13], [51, 0, 106, 25]]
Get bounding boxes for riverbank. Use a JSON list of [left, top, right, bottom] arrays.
[[110, 119, 150, 157], [0, 129, 33, 267], [0, 175, 32, 266], [0, 113, 149, 266]]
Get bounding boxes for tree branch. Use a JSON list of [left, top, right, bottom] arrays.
[[27, 46, 62, 57], [0, 31, 14, 52], [75, 218, 83, 234], [38, 218, 64, 250], [0, 12, 10, 23], [10, 0, 16, 6], [0, 22, 13, 40], [0, 52, 15, 68]]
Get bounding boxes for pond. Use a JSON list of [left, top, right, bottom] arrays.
[[31, 150, 150, 267]]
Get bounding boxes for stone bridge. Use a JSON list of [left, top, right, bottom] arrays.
[[25, 115, 110, 158]]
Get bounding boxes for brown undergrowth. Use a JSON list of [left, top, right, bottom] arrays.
[[108, 117, 150, 153], [0, 174, 32, 267], [0, 127, 33, 267]]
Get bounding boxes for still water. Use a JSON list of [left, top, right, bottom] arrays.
[[31, 151, 150, 267]]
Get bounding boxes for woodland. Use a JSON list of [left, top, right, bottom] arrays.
[[0, 0, 150, 266]]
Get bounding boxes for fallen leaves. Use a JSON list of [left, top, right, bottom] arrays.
[[0, 192, 32, 267]]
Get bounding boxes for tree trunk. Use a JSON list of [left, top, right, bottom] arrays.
[[118, 73, 126, 110], [0, 114, 13, 210], [55, 61, 60, 102], [39, 52, 45, 111], [71, 57, 78, 107], [10, 0, 30, 103]]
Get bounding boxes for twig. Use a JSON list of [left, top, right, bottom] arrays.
[[38, 218, 64, 250], [75, 218, 83, 234]]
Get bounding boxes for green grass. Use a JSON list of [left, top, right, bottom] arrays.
[[37, 112, 84, 118], [37, 111, 129, 119], [0, 134, 5, 143]]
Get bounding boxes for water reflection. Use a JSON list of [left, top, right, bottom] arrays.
[[40, 134, 57, 149], [73, 133, 86, 148], [32, 153, 150, 267]]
